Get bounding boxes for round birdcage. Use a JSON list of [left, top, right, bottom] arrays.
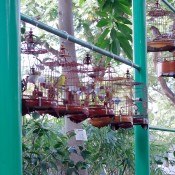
[[147, 0, 175, 52], [21, 29, 48, 55]]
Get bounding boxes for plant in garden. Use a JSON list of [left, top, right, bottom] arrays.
[[22, 115, 88, 175]]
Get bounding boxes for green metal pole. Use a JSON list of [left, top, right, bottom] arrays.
[[21, 14, 140, 69], [0, 1, 22, 175], [132, 0, 150, 175], [149, 126, 175, 132]]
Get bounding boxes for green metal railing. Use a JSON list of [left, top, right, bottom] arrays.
[[150, 126, 175, 132], [21, 13, 140, 70], [162, 0, 175, 13]]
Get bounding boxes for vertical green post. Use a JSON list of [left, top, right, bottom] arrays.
[[132, 0, 150, 175], [0, 1, 22, 175]]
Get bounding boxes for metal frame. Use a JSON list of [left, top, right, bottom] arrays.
[[21, 13, 140, 69]]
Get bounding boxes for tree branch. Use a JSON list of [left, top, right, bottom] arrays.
[[43, 42, 59, 56]]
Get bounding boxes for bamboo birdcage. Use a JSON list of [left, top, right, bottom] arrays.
[[147, 0, 175, 52]]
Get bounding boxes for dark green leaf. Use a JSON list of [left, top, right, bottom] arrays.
[[54, 141, 64, 148], [97, 28, 110, 43], [117, 23, 132, 35], [116, 32, 132, 59], [110, 28, 117, 39], [96, 11, 107, 17], [81, 150, 91, 159], [97, 39, 110, 49], [32, 111, 40, 120], [111, 38, 120, 55], [155, 160, 163, 165], [21, 27, 26, 34], [97, 18, 109, 27], [67, 167, 79, 175], [115, 3, 131, 16], [75, 161, 89, 170], [78, 145, 84, 151], [115, 16, 132, 25]]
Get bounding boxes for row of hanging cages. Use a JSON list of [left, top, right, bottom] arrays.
[[147, 0, 175, 52], [21, 29, 148, 128]]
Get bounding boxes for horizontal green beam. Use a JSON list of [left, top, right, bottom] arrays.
[[149, 126, 175, 132], [21, 13, 140, 70], [162, 0, 175, 13]]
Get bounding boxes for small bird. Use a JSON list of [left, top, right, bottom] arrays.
[[150, 26, 161, 38], [171, 20, 175, 39], [150, 26, 172, 40], [27, 71, 41, 84], [88, 57, 106, 78], [53, 74, 66, 87]]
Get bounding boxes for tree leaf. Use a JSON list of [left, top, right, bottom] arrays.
[[115, 16, 132, 25], [97, 28, 110, 43], [116, 32, 132, 59], [97, 18, 109, 27], [115, 3, 131, 16], [32, 111, 40, 120], [67, 167, 79, 175], [21, 27, 26, 34], [117, 22, 132, 35], [111, 38, 120, 55], [110, 28, 117, 39], [81, 150, 91, 159]]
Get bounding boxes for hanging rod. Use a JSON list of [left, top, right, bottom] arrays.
[[149, 126, 175, 133], [162, 0, 175, 13], [21, 13, 140, 70]]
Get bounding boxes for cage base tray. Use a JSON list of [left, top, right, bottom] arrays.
[[147, 40, 175, 52], [88, 115, 133, 129]]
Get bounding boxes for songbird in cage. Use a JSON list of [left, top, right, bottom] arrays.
[[88, 57, 106, 78], [54, 74, 66, 87], [150, 26, 172, 40], [171, 20, 175, 39], [27, 70, 42, 84]]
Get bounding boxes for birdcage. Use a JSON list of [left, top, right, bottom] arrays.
[[157, 52, 175, 77], [88, 66, 148, 129], [22, 42, 89, 122], [147, 0, 175, 52]]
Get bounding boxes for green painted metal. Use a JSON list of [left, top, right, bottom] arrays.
[[149, 126, 175, 132], [21, 13, 140, 69], [0, 1, 22, 175], [162, 0, 175, 13], [132, 0, 150, 175]]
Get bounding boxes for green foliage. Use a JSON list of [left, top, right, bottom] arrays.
[[22, 116, 87, 175], [73, 0, 133, 60], [22, 115, 174, 174]]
